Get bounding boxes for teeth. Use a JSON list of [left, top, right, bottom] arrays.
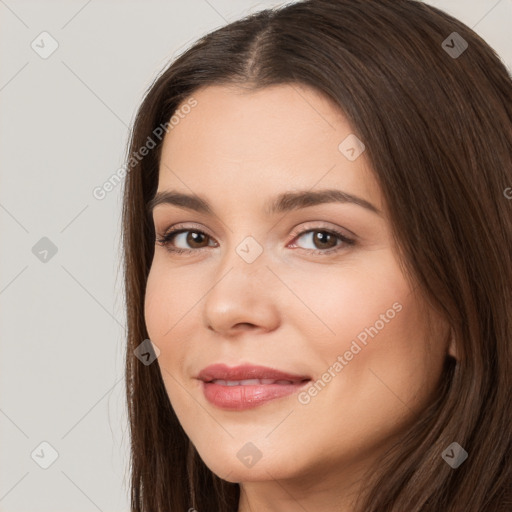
[[211, 379, 294, 386], [238, 379, 260, 385]]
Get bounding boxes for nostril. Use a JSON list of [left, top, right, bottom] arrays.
[[235, 323, 257, 330]]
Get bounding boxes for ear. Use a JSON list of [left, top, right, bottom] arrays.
[[447, 330, 457, 360]]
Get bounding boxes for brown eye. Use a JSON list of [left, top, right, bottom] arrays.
[[156, 229, 215, 253], [156, 225, 355, 256], [311, 231, 339, 250], [182, 231, 209, 248], [292, 228, 354, 254]]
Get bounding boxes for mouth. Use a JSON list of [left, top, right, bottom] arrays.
[[197, 364, 311, 410], [208, 378, 305, 386]]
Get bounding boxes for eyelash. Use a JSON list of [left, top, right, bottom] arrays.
[[155, 223, 355, 256]]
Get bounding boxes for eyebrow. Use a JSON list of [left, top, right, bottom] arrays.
[[147, 189, 382, 217]]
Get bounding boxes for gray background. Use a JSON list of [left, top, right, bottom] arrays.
[[0, 0, 510, 510]]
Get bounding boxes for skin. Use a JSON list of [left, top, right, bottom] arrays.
[[144, 83, 457, 512]]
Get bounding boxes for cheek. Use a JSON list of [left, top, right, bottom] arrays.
[[143, 261, 207, 399], [287, 250, 410, 358], [308, 278, 442, 431], [144, 259, 201, 342], [292, 252, 441, 416]]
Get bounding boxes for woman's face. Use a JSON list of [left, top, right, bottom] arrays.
[[144, 83, 454, 488]]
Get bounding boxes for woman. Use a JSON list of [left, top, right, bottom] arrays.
[[121, 0, 512, 510]]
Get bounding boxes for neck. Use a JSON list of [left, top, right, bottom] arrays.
[[237, 459, 369, 512]]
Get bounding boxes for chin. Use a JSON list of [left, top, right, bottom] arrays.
[[197, 447, 300, 483]]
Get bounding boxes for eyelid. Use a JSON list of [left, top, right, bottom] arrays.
[[156, 221, 213, 241], [288, 221, 355, 240], [161, 221, 210, 234]]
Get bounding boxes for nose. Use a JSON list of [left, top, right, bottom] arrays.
[[202, 245, 281, 338]]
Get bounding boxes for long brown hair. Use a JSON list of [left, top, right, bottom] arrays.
[[121, 1, 512, 510]]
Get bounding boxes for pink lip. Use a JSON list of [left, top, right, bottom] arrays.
[[198, 364, 311, 410]]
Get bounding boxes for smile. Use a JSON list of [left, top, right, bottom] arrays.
[[198, 364, 311, 410]]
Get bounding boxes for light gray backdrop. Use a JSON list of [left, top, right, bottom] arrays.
[[0, 0, 510, 510]]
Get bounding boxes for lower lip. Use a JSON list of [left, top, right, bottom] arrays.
[[202, 381, 310, 410]]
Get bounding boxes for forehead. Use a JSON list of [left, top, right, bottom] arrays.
[[163, 83, 350, 159], [157, 83, 382, 212]]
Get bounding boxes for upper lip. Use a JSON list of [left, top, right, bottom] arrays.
[[198, 364, 311, 383]]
